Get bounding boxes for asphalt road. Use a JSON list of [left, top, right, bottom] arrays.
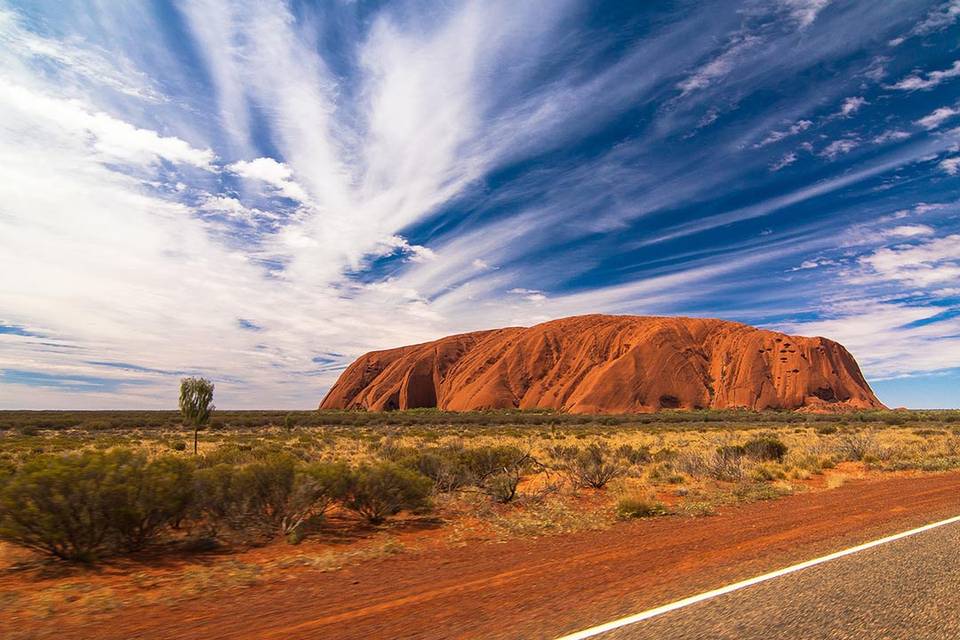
[[592, 519, 960, 640]]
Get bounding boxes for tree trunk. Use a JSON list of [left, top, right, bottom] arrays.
[[194, 426, 198, 455]]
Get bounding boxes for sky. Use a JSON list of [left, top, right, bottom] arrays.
[[1, 0, 959, 410]]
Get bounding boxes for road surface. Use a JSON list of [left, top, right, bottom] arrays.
[[566, 516, 960, 639]]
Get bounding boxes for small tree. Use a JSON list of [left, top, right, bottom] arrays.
[[179, 377, 215, 455]]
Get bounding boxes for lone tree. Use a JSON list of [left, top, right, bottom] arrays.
[[179, 377, 214, 455]]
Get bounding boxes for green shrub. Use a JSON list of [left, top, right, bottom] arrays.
[[191, 454, 347, 540], [564, 444, 625, 489], [192, 463, 243, 535], [0, 451, 126, 561], [342, 463, 432, 524], [816, 424, 838, 435], [485, 471, 521, 503], [103, 452, 194, 551], [616, 494, 667, 519], [280, 462, 350, 536], [459, 446, 527, 484], [170, 441, 187, 451], [744, 437, 788, 462], [409, 448, 471, 493], [615, 444, 652, 465]]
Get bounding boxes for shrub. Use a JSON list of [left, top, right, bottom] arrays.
[[0, 451, 124, 561], [485, 471, 521, 503], [281, 462, 350, 536], [342, 463, 432, 524], [616, 493, 667, 519], [459, 446, 527, 484], [191, 454, 348, 541], [104, 452, 194, 551], [170, 441, 187, 451], [743, 437, 788, 462], [679, 447, 745, 482], [615, 444, 652, 465], [816, 425, 838, 435], [836, 431, 878, 461], [192, 463, 244, 535], [749, 463, 786, 482], [410, 449, 470, 493], [235, 453, 298, 534], [564, 445, 625, 489]]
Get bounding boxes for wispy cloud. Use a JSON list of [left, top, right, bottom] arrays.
[[756, 120, 812, 147], [779, 0, 833, 28], [889, 60, 960, 91], [915, 105, 960, 130], [819, 137, 859, 159]]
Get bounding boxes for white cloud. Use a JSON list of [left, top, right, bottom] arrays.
[[854, 235, 960, 287], [472, 259, 494, 270], [780, 300, 960, 379], [819, 138, 859, 159], [770, 152, 797, 171], [508, 287, 547, 303], [197, 195, 278, 225], [839, 96, 867, 116], [939, 156, 960, 175], [677, 35, 761, 96], [889, 60, 960, 91], [226, 157, 310, 202], [0, 8, 164, 101], [756, 120, 812, 147], [916, 106, 960, 130], [379, 236, 437, 263], [882, 224, 935, 238], [0, 82, 215, 169], [873, 130, 910, 144], [909, 0, 960, 37], [790, 257, 837, 271], [780, 0, 832, 28]]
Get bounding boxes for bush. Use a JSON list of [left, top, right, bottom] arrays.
[[281, 462, 350, 536], [616, 494, 667, 519], [564, 445, 624, 489], [0, 450, 151, 561], [679, 447, 745, 482], [192, 463, 244, 535], [103, 452, 194, 551], [410, 449, 471, 493], [485, 471, 521, 503], [743, 437, 788, 462], [836, 431, 877, 461], [170, 441, 187, 451], [342, 463, 432, 524], [615, 444, 652, 465], [191, 454, 347, 541]]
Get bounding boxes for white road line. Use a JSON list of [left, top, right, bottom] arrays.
[[555, 514, 960, 640]]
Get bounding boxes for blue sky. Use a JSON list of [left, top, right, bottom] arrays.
[[1, 0, 959, 409]]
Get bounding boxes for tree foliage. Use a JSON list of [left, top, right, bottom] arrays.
[[179, 377, 214, 454]]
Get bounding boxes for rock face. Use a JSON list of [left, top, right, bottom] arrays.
[[320, 315, 884, 413]]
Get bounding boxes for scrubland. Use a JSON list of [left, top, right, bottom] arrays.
[[1, 408, 959, 622]]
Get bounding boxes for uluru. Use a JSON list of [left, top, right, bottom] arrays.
[[320, 315, 885, 413]]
